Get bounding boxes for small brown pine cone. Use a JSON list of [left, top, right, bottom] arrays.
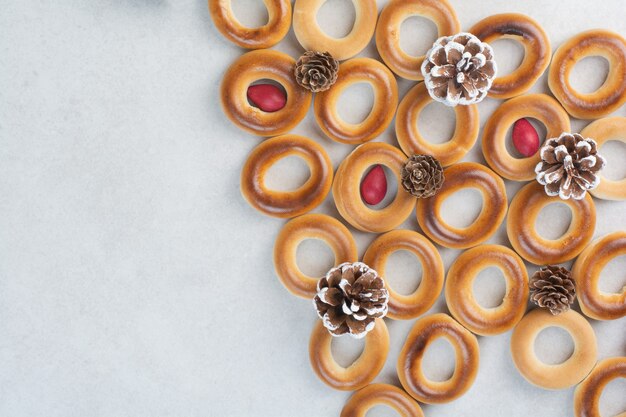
[[401, 155, 444, 198], [529, 265, 576, 315], [535, 132, 606, 200], [313, 262, 388, 339], [294, 51, 339, 93]]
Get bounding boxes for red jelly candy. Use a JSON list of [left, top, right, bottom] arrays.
[[512, 118, 540, 157], [247, 84, 287, 112], [360, 165, 387, 205]]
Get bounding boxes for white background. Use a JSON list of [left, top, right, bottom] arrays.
[[1, 1, 625, 416]]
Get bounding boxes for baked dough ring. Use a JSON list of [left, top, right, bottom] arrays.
[[574, 357, 626, 417], [293, 0, 377, 61], [208, 0, 291, 49], [274, 214, 358, 299], [309, 319, 389, 391], [221, 50, 312, 136], [580, 117, 626, 200], [363, 230, 444, 320], [507, 182, 596, 265], [397, 313, 479, 404], [333, 143, 416, 233], [572, 231, 626, 321], [549, 30, 626, 119], [415, 162, 507, 249], [375, 0, 460, 80], [315, 58, 398, 145], [396, 83, 479, 166], [510, 309, 597, 390], [482, 94, 571, 181], [241, 135, 332, 218], [469, 13, 551, 99], [445, 245, 529, 336], [341, 384, 424, 417]]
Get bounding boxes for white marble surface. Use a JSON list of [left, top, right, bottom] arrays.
[[1, 1, 625, 416]]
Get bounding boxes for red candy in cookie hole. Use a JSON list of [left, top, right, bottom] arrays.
[[512, 118, 540, 157], [360, 165, 387, 205], [247, 83, 287, 113]]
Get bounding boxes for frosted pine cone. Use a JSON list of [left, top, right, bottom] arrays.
[[313, 262, 388, 338], [421, 32, 497, 106], [530, 265, 576, 315], [535, 133, 606, 200]]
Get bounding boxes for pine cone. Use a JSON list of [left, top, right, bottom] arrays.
[[294, 51, 339, 93], [313, 262, 388, 339], [535, 132, 606, 200], [530, 265, 576, 315], [421, 32, 497, 106], [401, 155, 444, 198]]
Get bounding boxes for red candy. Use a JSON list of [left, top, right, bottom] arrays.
[[512, 118, 540, 157], [247, 84, 287, 112], [360, 165, 387, 205]]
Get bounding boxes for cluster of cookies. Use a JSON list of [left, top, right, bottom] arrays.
[[210, 0, 626, 415]]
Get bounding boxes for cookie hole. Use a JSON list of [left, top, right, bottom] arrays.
[[384, 250, 423, 296], [489, 38, 524, 77], [535, 202, 573, 240], [440, 188, 483, 228], [247, 79, 288, 111], [331, 333, 365, 368], [230, 0, 269, 28], [417, 101, 457, 144], [399, 16, 438, 57], [598, 140, 626, 181], [360, 165, 398, 210], [316, 0, 356, 39], [534, 326, 575, 365], [337, 82, 374, 125], [296, 239, 336, 278], [599, 376, 626, 417], [264, 155, 311, 192], [598, 254, 626, 294], [472, 267, 507, 308], [570, 56, 609, 94], [422, 337, 456, 382], [505, 118, 547, 159], [365, 405, 399, 417]]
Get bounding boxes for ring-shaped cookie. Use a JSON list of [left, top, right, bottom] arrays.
[[574, 357, 626, 417], [396, 83, 479, 166], [363, 230, 444, 320], [397, 313, 479, 404], [415, 162, 507, 249], [375, 0, 460, 80], [333, 143, 416, 233], [293, 0, 377, 61], [241, 135, 333, 218], [507, 182, 596, 265], [221, 50, 312, 136], [572, 231, 626, 321], [581, 117, 626, 200], [341, 384, 425, 417], [209, 0, 291, 49], [469, 13, 551, 99], [315, 58, 398, 145], [274, 214, 358, 299], [548, 29, 626, 119], [309, 319, 389, 391], [510, 309, 597, 390], [482, 94, 571, 181], [445, 245, 529, 336]]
